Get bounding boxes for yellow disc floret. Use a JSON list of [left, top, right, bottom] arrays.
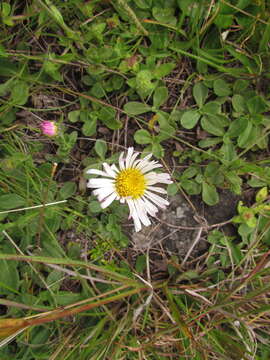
[[115, 168, 146, 199]]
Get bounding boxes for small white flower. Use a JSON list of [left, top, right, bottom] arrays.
[[86, 147, 172, 232]]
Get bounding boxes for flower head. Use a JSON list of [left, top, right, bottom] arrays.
[[41, 121, 58, 137], [87, 147, 172, 232]]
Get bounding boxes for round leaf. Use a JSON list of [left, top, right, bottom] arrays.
[[180, 110, 201, 129]]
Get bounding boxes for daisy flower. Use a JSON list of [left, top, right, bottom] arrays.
[[87, 147, 172, 232]]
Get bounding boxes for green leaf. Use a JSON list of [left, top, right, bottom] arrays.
[[124, 101, 151, 115], [82, 117, 97, 136], [227, 117, 248, 137], [202, 182, 219, 206], [94, 139, 107, 159], [256, 187, 268, 202], [59, 182, 76, 199], [213, 79, 231, 96], [233, 79, 249, 93], [167, 183, 178, 196], [247, 96, 268, 115], [68, 110, 80, 123], [151, 142, 164, 158], [201, 101, 221, 115], [11, 81, 29, 106], [88, 200, 102, 213], [153, 87, 168, 109], [134, 129, 152, 144], [237, 121, 254, 148], [153, 62, 176, 78], [232, 94, 246, 113], [180, 110, 201, 129], [99, 107, 122, 130], [181, 179, 201, 195], [201, 115, 225, 136], [199, 137, 223, 148], [0, 260, 19, 294], [193, 82, 208, 108], [0, 194, 26, 210]]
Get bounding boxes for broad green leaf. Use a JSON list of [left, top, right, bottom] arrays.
[[228, 117, 248, 137], [202, 182, 219, 206], [94, 139, 107, 159], [180, 110, 201, 129], [88, 200, 102, 213], [59, 182, 76, 199], [0, 260, 19, 294], [181, 179, 201, 195], [199, 137, 223, 148], [151, 142, 164, 158], [99, 107, 122, 130], [193, 82, 208, 108], [153, 62, 176, 79], [213, 79, 231, 96], [232, 94, 246, 113], [68, 110, 80, 123], [247, 96, 268, 115], [233, 79, 249, 93], [124, 101, 151, 115], [237, 121, 253, 148], [201, 115, 225, 136], [201, 101, 221, 115], [0, 194, 26, 210], [167, 183, 178, 196], [256, 187, 268, 202], [11, 81, 29, 106], [153, 87, 168, 109], [82, 117, 96, 136], [134, 129, 152, 144]]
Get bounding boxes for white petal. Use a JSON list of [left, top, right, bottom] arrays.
[[141, 196, 159, 217], [87, 178, 115, 188], [147, 186, 167, 194], [129, 151, 140, 168], [144, 190, 169, 209], [93, 186, 115, 201], [125, 147, 134, 168], [111, 164, 119, 173], [101, 192, 117, 209], [145, 172, 172, 185], [103, 163, 117, 178], [140, 162, 163, 174], [134, 199, 151, 227], [119, 152, 125, 170], [86, 169, 114, 178], [127, 199, 142, 232]]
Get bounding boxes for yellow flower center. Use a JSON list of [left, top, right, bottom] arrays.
[[115, 168, 146, 199]]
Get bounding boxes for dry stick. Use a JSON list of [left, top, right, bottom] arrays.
[[181, 227, 203, 266], [0, 200, 67, 215]]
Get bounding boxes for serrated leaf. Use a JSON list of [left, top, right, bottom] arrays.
[[202, 182, 219, 206], [180, 110, 201, 129], [124, 101, 151, 115]]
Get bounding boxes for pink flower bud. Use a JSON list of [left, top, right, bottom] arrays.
[[40, 121, 58, 137]]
